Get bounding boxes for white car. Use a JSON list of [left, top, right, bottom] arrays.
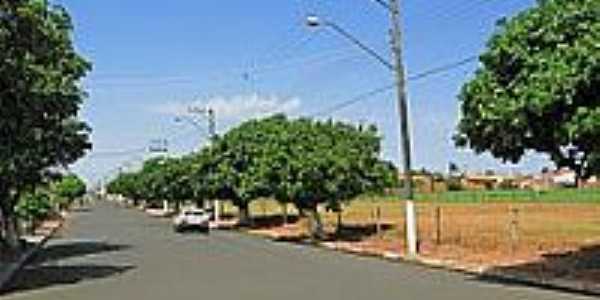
[[173, 209, 211, 233]]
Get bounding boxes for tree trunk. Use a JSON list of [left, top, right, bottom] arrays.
[[238, 202, 251, 227], [307, 206, 325, 241], [175, 200, 181, 213], [281, 203, 288, 225], [195, 200, 204, 209], [336, 211, 343, 237], [0, 191, 21, 253], [297, 206, 306, 218], [4, 214, 21, 252]]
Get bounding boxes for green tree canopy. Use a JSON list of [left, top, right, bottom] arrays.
[[455, 0, 600, 180], [0, 0, 91, 249], [52, 174, 86, 204], [107, 115, 397, 238], [205, 115, 397, 236], [107, 172, 144, 203]]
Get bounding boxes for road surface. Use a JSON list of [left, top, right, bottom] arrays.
[[3, 200, 595, 300]]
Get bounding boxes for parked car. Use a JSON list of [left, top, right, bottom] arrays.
[[173, 209, 210, 233]]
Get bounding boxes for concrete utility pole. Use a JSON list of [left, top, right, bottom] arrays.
[[306, 0, 417, 257], [388, 0, 417, 258], [188, 106, 220, 223]]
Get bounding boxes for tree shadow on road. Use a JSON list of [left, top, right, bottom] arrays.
[[327, 223, 396, 242], [2, 240, 135, 295], [31, 241, 132, 264], [249, 215, 300, 229], [475, 244, 600, 297], [69, 207, 93, 213], [4, 264, 135, 295]]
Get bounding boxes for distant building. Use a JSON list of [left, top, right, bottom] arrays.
[[397, 173, 448, 194], [551, 168, 577, 187], [519, 168, 583, 190], [461, 174, 518, 190]]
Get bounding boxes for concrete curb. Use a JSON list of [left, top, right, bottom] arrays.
[[247, 231, 600, 297], [405, 256, 600, 297], [0, 219, 65, 293]]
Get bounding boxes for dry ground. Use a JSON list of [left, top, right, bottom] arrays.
[[222, 193, 600, 284]]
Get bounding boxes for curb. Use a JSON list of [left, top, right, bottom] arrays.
[[247, 231, 600, 297], [0, 219, 65, 293]]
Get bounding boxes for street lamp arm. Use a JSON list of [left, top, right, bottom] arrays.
[[372, 0, 392, 11], [324, 21, 394, 71]]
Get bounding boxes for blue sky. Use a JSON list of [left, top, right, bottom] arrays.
[[54, 0, 550, 185]]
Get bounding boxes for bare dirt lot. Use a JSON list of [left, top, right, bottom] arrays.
[[238, 192, 600, 285]]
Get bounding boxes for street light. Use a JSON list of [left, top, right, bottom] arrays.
[[305, 15, 394, 71], [305, 0, 418, 258]]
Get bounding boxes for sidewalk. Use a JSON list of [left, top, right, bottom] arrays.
[[0, 218, 65, 292]]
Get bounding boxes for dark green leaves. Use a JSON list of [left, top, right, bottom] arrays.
[[107, 115, 398, 214], [0, 0, 91, 212], [457, 0, 600, 175], [52, 174, 86, 203]]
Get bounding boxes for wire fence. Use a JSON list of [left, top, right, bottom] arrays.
[[326, 195, 600, 264]]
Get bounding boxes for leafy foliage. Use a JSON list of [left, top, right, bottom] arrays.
[[456, 0, 600, 178], [0, 0, 91, 248], [52, 174, 86, 205], [108, 115, 397, 238], [15, 191, 52, 222]]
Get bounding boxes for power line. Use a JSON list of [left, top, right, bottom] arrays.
[[411, 0, 508, 25], [310, 84, 394, 117], [310, 55, 479, 117], [407, 56, 478, 81], [87, 147, 148, 158]]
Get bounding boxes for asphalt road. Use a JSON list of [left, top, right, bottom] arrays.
[[2, 200, 595, 300]]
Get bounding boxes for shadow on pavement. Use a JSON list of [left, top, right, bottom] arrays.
[[474, 244, 600, 297], [69, 207, 93, 213], [4, 264, 135, 295], [249, 215, 300, 229], [31, 241, 132, 264], [328, 223, 395, 242]]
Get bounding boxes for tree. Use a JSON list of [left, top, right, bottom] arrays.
[[0, 0, 91, 250], [209, 115, 397, 238], [52, 174, 86, 209], [455, 0, 600, 185], [275, 118, 396, 239], [140, 157, 194, 212], [106, 172, 144, 205], [200, 120, 273, 225]]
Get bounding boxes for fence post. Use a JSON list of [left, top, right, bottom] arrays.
[[435, 206, 442, 246], [509, 206, 520, 255], [376, 206, 382, 238]]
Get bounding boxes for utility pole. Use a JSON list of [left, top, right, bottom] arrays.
[[388, 0, 417, 257], [306, 0, 417, 257], [188, 106, 220, 223]]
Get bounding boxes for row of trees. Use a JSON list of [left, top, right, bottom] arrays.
[[0, 0, 92, 251], [107, 115, 398, 238]]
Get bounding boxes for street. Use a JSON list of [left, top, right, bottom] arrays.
[[3, 201, 594, 300]]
